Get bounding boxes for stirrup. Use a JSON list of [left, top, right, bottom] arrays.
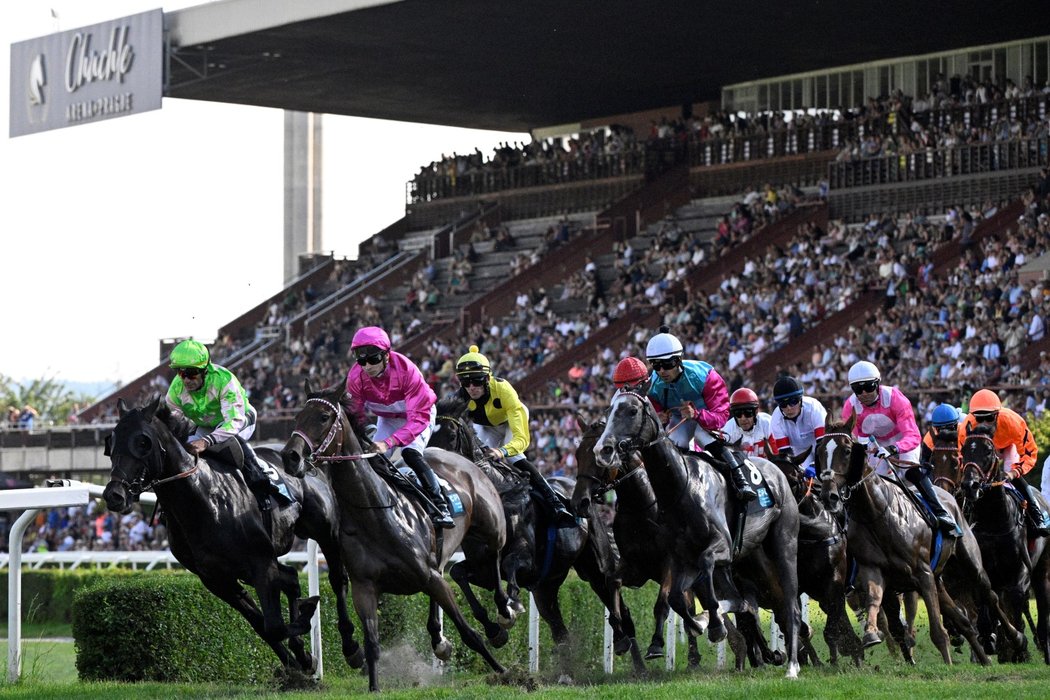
[[432, 508, 454, 529], [734, 482, 757, 502]]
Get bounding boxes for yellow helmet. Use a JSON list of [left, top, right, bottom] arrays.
[[456, 345, 491, 376]]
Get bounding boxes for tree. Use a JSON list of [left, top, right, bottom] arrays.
[[0, 373, 99, 427]]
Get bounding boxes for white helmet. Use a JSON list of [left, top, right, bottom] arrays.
[[847, 360, 881, 384], [646, 325, 684, 360]]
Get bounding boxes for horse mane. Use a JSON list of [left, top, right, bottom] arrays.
[[966, 422, 995, 439], [435, 392, 469, 419]]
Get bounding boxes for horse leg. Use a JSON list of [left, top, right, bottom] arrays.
[[647, 578, 672, 660], [673, 566, 716, 641], [448, 561, 508, 647], [425, 573, 506, 674], [881, 592, 916, 665], [578, 569, 645, 672], [1034, 552, 1050, 664], [314, 534, 363, 668], [798, 621, 822, 667], [957, 537, 1028, 660], [350, 579, 383, 692], [531, 578, 571, 646], [935, 577, 989, 665], [913, 569, 953, 664], [427, 598, 453, 662], [857, 566, 886, 649], [198, 574, 295, 670], [273, 562, 318, 673], [766, 543, 801, 678], [724, 615, 747, 670]]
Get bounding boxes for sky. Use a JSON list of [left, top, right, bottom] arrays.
[[0, 1, 527, 391]]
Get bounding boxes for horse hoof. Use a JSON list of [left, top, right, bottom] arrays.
[[862, 632, 883, 648], [784, 662, 801, 679], [434, 639, 453, 662], [497, 609, 516, 630], [694, 611, 710, 634], [614, 636, 633, 656], [345, 646, 365, 670], [687, 652, 702, 668], [489, 627, 510, 648], [644, 646, 664, 660], [510, 599, 526, 616], [708, 622, 727, 644], [767, 650, 785, 666]]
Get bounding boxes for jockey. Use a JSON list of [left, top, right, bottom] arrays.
[[342, 326, 453, 529], [165, 339, 282, 510], [919, 402, 961, 464], [842, 361, 958, 537], [721, 387, 775, 458], [455, 345, 575, 527], [645, 326, 755, 501], [769, 375, 826, 475], [959, 389, 1050, 536]]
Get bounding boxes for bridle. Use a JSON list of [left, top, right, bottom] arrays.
[[961, 433, 1005, 487], [291, 397, 378, 464], [819, 431, 878, 503], [109, 418, 200, 498], [610, 389, 665, 456], [930, 442, 963, 493]]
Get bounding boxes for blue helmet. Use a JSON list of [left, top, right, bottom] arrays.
[[931, 403, 960, 427]]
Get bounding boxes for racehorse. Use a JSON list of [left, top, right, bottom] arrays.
[[818, 416, 1027, 665], [102, 397, 362, 677], [280, 382, 510, 691], [765, 447, 864, 665], [574, 415, 754, 670], [940, 424, 1049, 664], [429, 396, 647, 672], [591, 388, 802, 678]]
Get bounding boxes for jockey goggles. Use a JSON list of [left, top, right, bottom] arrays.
[[973, 410, 998, 424], [460, 374, 488, 388], [356, 351, 386, 366], [650, 358, 679, 371], [731, 407, 758, 419], [850, 379, 880, 395], [776, 396, 802, 409]]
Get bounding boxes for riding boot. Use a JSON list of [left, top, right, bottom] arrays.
[[518, 458, 577, 528], [711, 443, 757, 502], [912, 470, 959, 537], [403, 448, 454, 529], [1014, 477, 1050, 536], [235, 438, 275, 512]]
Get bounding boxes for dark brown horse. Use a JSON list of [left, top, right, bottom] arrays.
[[766, 447, 864, 665], [941, 424, 1050, 663], [429, 397, 646, 671], [592, 389, 802, 678], [818, 416, 1027, 665], [280, 382, 510, 691], [102, 397, 362, 677]]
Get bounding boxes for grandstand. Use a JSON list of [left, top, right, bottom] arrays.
[[6, 16, 1050, 500]]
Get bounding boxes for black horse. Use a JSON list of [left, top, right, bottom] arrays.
[[102, 397, 362, 676], [766, 447, 864, 666], [429, 396, 646, 671], [592, 388, 802, 678], [952, 424, 1049, 663], [574, 416, 758, 669], [818, 416, 1027, 665], [281, 382, 510, 691]]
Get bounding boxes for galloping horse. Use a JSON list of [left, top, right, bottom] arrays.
[[941, 424, 1049, 663], [766, 447, 864, 665], [592, 388, 802, 678], [280, 382, 510, 691], [818, 416, 1026, 665], [102, 397, 362, 676], [429, 397, 646, 671], [574, 416, 755, 669]]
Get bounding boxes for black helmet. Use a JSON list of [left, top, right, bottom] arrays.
[[772, 376, 804, 402]]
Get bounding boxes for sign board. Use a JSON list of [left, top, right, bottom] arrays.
[[9, 9, 163, 137]]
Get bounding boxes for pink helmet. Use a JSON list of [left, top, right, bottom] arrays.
[[351, 326, 391, 351]]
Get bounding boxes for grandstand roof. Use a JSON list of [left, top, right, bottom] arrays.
[[166, 0, 1039, 132]]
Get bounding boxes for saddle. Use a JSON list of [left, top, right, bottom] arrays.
[[203, 440, 294, 506], [368, 451, 465, 517], [882, 475, 937, 531]]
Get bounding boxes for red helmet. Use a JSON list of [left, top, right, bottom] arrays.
[[730, 387, 760, 409], [613, 357, 649, 388]]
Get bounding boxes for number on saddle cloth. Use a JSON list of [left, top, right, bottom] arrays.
[[738, 456, 776, 511]]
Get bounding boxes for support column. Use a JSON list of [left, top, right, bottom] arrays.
[[284, 111, 323, 283]]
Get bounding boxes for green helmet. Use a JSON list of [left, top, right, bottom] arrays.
[[456, 345, 491, 376], [169, 340, 210, 369]]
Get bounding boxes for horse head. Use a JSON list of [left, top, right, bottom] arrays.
[[572, 414, 610, 513], [765, 442, 813, 497], [282, 379, 360, 476], [592, 389, 661, 469], [103, 396, 174, 514], [928, 426, 963, 494], [816, 415, 866, 516], [960, 423, 1001, 499]]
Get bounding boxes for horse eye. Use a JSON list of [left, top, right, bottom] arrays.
[[129, 435, 152, 459]]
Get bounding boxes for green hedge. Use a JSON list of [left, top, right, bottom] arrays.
[[62, 568, 684, 683]]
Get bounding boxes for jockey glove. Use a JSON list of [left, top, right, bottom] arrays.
[[803, 465, 816, 480]]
